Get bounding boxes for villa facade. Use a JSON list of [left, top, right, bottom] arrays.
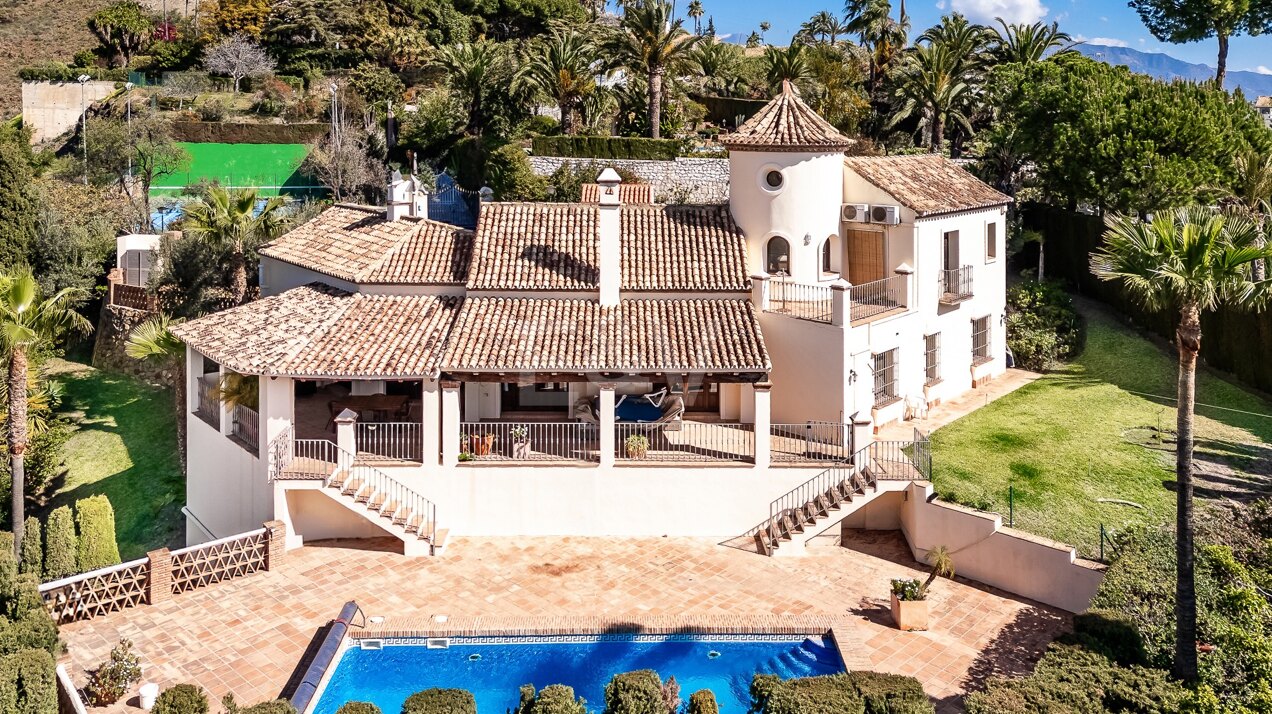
[[171, 83, 1010, 556]]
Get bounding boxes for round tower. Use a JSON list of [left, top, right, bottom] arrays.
[[722, 81, 854, 283]]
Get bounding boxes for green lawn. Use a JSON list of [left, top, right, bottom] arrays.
[[930, 300, 1272, 559], [39, 359, 184, 559]]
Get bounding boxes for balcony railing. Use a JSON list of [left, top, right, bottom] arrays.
[[770, 422, 853, 464], [766, 280, 833, 323], [356, 422, 422, 462], [848, 275, 905, 323], [460, 422, 598, 462], [939, 265, 974, 304], [616, 422, 754, 463], [195, 378, 220, 430], [230, 404, 259, 455]]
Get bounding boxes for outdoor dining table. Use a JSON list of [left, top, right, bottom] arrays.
[[327, 394, 411, 427]]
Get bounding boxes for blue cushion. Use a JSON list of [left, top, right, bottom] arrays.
[[593, 397, 663, 423]]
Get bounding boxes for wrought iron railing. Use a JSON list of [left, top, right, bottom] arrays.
[[770, 422, 853, 463], [195, 377, 220, 430], [356, 422, 423, 461], [231, 404, 259, 454], [766, 280, 833, 323], [939, 265, 974, 301], [460, 422, 597, 462], [849, 275, 905, 322], [615, 421, 754, 463]]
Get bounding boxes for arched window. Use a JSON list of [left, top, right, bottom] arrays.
[[766, 236, 791, 274], [821, 240, 831, 273], [821, 234, 839, 274]]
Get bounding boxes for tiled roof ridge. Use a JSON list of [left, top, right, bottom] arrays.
[[358, 219, 474, 284], [843, 154, 1011, 217], [720, 79, 854, 152]]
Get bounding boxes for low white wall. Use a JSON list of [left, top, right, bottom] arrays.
[[21, 80, 118, 143], [528, 156, 729, 204], [897, 481, 1104, 613]]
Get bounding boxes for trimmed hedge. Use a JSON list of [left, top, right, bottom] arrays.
[[18, 64, 127, 82], [335, 704, 381, 714], [0, 648, 56, 714], [42, 507, 75, 580], [516, 684, 587, 714], [688, 689, 719, 714], [169, 122, 329, 145], [17, 519, 39, 577], [401, 688, 476, 714], [691, 94, 768, 127], [532, 136, 684, 161], [603, 670, 664, 714], [751, 672, 933, 714], [237, 701, 297, 714], [153, 684, 210, 714], [74, 495, 121, 573]]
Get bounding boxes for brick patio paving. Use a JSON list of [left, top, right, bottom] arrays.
[[60, 532, 1068, 713]]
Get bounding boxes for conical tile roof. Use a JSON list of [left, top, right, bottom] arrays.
[[719, 80, 854, 153]]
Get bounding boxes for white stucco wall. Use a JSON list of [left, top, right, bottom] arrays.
[[730, 151, 845, 283], [185, 414, 268, 544], [21, 80, 118, 143], [760, 311, 847, 424], [259, 256, 461, 298]]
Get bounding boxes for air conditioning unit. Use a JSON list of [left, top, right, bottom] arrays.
[[870, 205, 901, 225], [841, 203, 870, 223]]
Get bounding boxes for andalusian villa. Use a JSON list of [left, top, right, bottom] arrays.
[[171, 84, 1011, 559]]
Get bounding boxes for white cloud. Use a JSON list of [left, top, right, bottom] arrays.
[[1086, 36, 1129, 47], [949, 0, 1047, 23], [1257, 66, 1272, 75]]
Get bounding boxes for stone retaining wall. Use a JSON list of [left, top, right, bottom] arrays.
[[529, 156, 730, 204]]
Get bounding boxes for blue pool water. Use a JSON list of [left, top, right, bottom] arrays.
[[312, 635, 844, 714]]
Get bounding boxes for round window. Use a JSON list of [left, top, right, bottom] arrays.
[[764, 170, 784, 189]]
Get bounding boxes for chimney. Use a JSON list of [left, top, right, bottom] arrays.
[[410, 175, 429, 220], [386, 169, 410, 221], [596, 168, 622, 306]]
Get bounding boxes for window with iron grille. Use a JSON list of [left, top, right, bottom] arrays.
[[873, 348, 899, 406], [972, 316, 991, 362], [924, 333, 941, 384]]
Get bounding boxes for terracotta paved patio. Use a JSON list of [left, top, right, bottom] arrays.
[[60, 532, 1067, 713]]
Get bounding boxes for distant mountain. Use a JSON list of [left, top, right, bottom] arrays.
[[1075, 44, 1272, 98]]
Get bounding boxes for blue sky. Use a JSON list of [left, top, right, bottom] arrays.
[[641, 0, 1272, 75]]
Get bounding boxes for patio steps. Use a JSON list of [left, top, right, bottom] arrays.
[[307, 461, 441, 556], [755, 467, 880, 557]]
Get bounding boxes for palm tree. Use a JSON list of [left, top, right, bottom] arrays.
[[763, 44, 813, 88], [0, 269, 91, 558], [759, 21, 771, 43], [516, 28, 601, 135], [182, 186, 290, 306], [1091, 206, 1272, 682], [989, 18, 1076, 64], [608, 0, 700, 139], [1221, 147, 1272, 279], [804, 11, 838, 44], [887, 42, 976, 152], [689, 39, 744, 94], [846, 0, 909, 92], [432, 41, 509, 137], [218, 372, 259, 410], [921, 545, 955, 594], [687, 0, 704, 35], [126, 314, 187, 471], [746, 31, 761, 48]]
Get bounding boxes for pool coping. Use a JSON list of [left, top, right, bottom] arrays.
[[294, 607, 857, 714]]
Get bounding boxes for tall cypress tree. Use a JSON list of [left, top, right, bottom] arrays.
[[0, 136, 37, 268]]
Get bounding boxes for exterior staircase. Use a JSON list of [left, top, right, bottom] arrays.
[[269, 430, 442, 556]]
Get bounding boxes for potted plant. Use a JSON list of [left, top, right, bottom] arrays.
[[474, 432, 495, 456], [889, 578, 928, 631], [625, 434, 649, 459], [511, 425, 531, 459]]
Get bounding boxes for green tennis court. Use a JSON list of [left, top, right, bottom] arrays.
[[152, 142, 323, 197]]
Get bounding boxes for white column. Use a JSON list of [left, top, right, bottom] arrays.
[[894, 265, 914, 309], [441, 381, 461, 466], [184, 346, 200, 416], [217, 365, 232, 437], [751, 274, 770, 312], [831, 280, 850, 327], [598, 384, 616, 468], [420, 379, 440, 466], [334, 408, 358, 455], [752, 382, 771, 469]]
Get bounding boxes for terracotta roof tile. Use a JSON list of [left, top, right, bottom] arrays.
[[843, 154, 1011, 217], [260, 204, 473, 285], [720, 81, 854, 153], [443, 298, 770, 374], [580, 183, 655, 203], [170, 285, 461, 377], [468, 203, 749, 292]]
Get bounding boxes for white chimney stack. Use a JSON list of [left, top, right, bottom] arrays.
[[597, 168, 622, 306], [386, 170, 410, 221]]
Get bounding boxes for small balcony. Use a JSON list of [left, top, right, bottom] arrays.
[[939, 266, 974, 305]]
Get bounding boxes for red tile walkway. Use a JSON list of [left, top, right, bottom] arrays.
[[60, 532, 1067, 713]]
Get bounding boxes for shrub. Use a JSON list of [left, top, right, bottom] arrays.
[[17, 63, 127, 82], [0, 648, 57, 714], [17, 519, 39, 577], [525, 114, 560, 136], [231, 700, 297, 714], [531, 136, 684, 161], [603, 670, 663, 714], [759, 674, 864, 714], [544, 161, 642, 203], [84, 638, 142, 706], [520, 684, 587, 714], [750, 672, 933, 714], [153, 684, 210, 714], [1071, 609, 1148, 666], [401, 688, 476, 714], [198, 98, 228, 122], [75, 494, 121, 572], [0, 605, 61, 657], [688, 690, 718, 714], [42, 506, 75, 580], [1005, 280, 1082, 371], [847, 672, 931, 714], [485, 144, 547, 201], [335, 704, 380, 714]]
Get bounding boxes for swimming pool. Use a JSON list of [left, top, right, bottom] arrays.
[[311, 634, 845, 714]]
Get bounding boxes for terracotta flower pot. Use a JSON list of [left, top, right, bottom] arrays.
[[474, 433, 495, 456], [890, 592, 929, 631]]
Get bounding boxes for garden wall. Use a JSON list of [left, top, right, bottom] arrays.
[[897, 482, 1105, 613], [527, 156, 729, 204], [1026, 203, 1272, 392], [20, 80, 118, 143]]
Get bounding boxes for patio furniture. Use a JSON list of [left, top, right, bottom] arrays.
[[326, 394, 412, 429], [573, 393, 685, 429]]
